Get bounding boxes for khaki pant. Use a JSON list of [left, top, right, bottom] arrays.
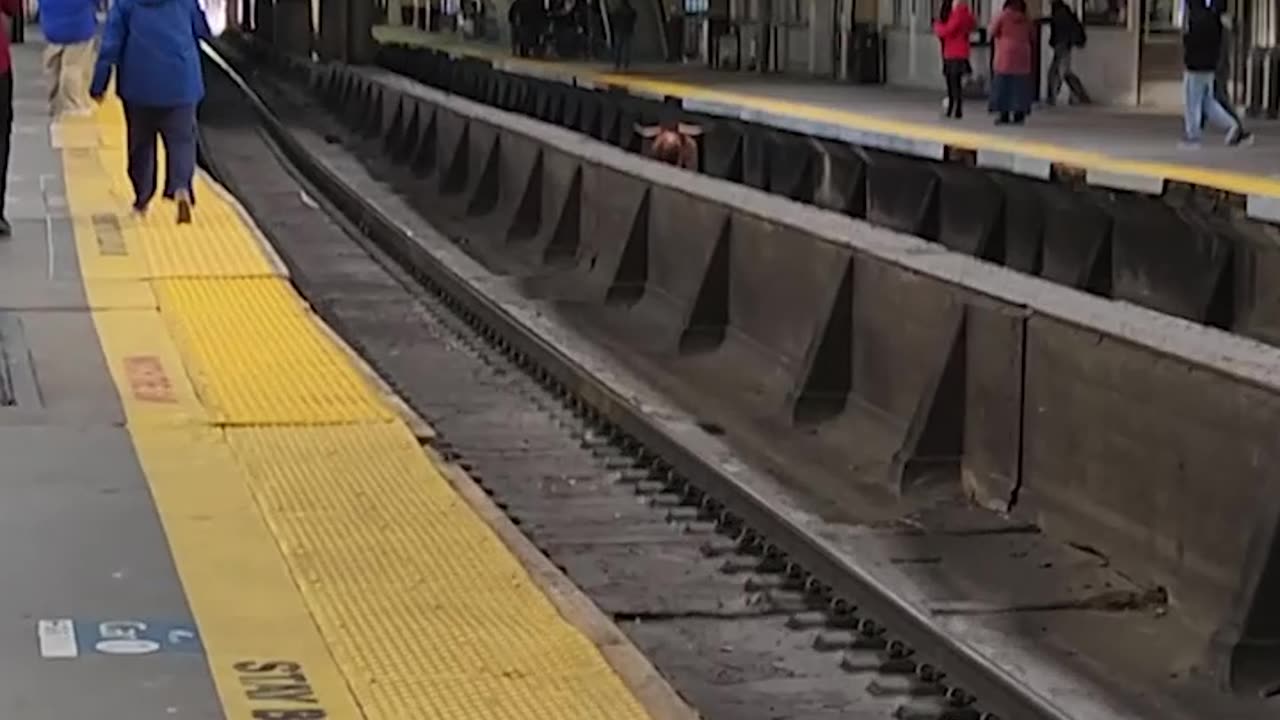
[[44, 39, 96, 117]]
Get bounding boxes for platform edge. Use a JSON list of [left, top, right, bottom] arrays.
[[433, 452, 704, 720]]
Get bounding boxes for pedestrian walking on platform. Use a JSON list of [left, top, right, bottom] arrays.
[[1045, 0, 1090, 105], [610, 0, 636, 70], [508, 0, 526, 56], [0, 0, 19, 236], [933, 0, 974, 119], [989, 0, 1034, 125], [1181, 0, 1250, 147], [41, 0, 100, 117], [89, 0, 212, 224]]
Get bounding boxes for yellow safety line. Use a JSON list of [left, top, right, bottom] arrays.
[[59, 87, 656, 719], [376, 27, 1280, 200], [59, 110, 369, 719]]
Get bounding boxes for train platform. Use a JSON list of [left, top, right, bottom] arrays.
[[0, 40, 686, 719], [373, 25, 1280, 221]]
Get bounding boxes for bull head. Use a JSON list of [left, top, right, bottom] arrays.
[[635, 121, 702, 171]]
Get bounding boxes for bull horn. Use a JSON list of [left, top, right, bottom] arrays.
[[634, 123, 662, 138], [676, 122, 704, 136]]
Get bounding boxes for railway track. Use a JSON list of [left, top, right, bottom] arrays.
[[195, 42, 1086, 720]]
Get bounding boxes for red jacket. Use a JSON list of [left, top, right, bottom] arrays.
[[990, 7, 1034, 75], [0, 0, 21, 75], [933, 3, 975, 61]]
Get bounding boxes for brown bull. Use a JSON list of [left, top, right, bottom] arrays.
[[635, 121, 702, 171]]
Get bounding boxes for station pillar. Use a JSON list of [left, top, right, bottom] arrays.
[[347, 0, 375, 63], [276, 0, 315, 56], [318, 0, 374, 63], [317, 0, 348, 60], [254, 0, 275, 43]]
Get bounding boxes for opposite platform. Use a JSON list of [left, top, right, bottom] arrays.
[[374, 25, 1280, 220], [0, 40, 681, 719]]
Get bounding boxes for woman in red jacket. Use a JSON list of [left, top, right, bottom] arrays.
[[933, 0, 975, 119], [989, 0, 1034, 125]]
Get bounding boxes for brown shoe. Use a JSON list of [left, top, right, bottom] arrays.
[[175, 189, 192, 225]]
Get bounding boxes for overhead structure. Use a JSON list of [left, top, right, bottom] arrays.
[[250, 0, 370, 62], [315, 0, 373, 63], [275, 0, 313, 56]]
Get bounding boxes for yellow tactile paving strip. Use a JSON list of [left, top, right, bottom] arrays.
[[230, 424, 654, 719], [155, 277, 393, 425], [59, 87, 655, 719], [140, 202, 282, 277]]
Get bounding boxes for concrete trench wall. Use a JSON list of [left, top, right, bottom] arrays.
[[374, 43, 1280, 352], [248, 42, 1280, 691]]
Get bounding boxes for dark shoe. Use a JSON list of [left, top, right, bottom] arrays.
[[995, 113, 1011, 125], [175, 189, 193, 224], [1227, 127, 1254, 147], [0, 217, 11, 237]]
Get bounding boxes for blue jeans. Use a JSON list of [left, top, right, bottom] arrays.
[[124, 102, 197, 210], [1183, 71, 1238, 142]]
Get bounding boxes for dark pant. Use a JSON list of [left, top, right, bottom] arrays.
[[942, 59, 968, 118], [612, 32, 632, 69], [511, 21, 530, 56], [0, 71, 12, 219], [123, 102, 197, 211]]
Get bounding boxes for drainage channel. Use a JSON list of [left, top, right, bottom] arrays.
[[196, 44, 1079, 720]]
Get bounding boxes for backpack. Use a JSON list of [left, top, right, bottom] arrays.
[[1072, 12, 1087, 48]]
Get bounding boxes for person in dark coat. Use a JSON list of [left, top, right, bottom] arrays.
[[90, 0, 212, 223], [1181, 0, 1249, 146], [1045, 0, 1089, 105], [508, 0, 527, 56], [611, 0, 636, 70], [524, 0, 549, 57]]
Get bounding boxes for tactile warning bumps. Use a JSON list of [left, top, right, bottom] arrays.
[[136, 174, 277, 278], [73, 83, 655, 720], [82, 104, 277, 279], [228, 424, 654, 720], [154, 277, 392, 425]]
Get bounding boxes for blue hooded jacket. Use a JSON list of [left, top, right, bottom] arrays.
[[40, 0, 99, 45], [90, 0, 212, 107]]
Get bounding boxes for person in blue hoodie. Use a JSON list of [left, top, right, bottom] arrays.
[[41, 0, 100, 116], [89, 0, 211, 223]]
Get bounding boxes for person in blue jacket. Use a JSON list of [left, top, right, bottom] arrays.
[[89, 0, 212, 223], [40, 0, 100, 116]]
